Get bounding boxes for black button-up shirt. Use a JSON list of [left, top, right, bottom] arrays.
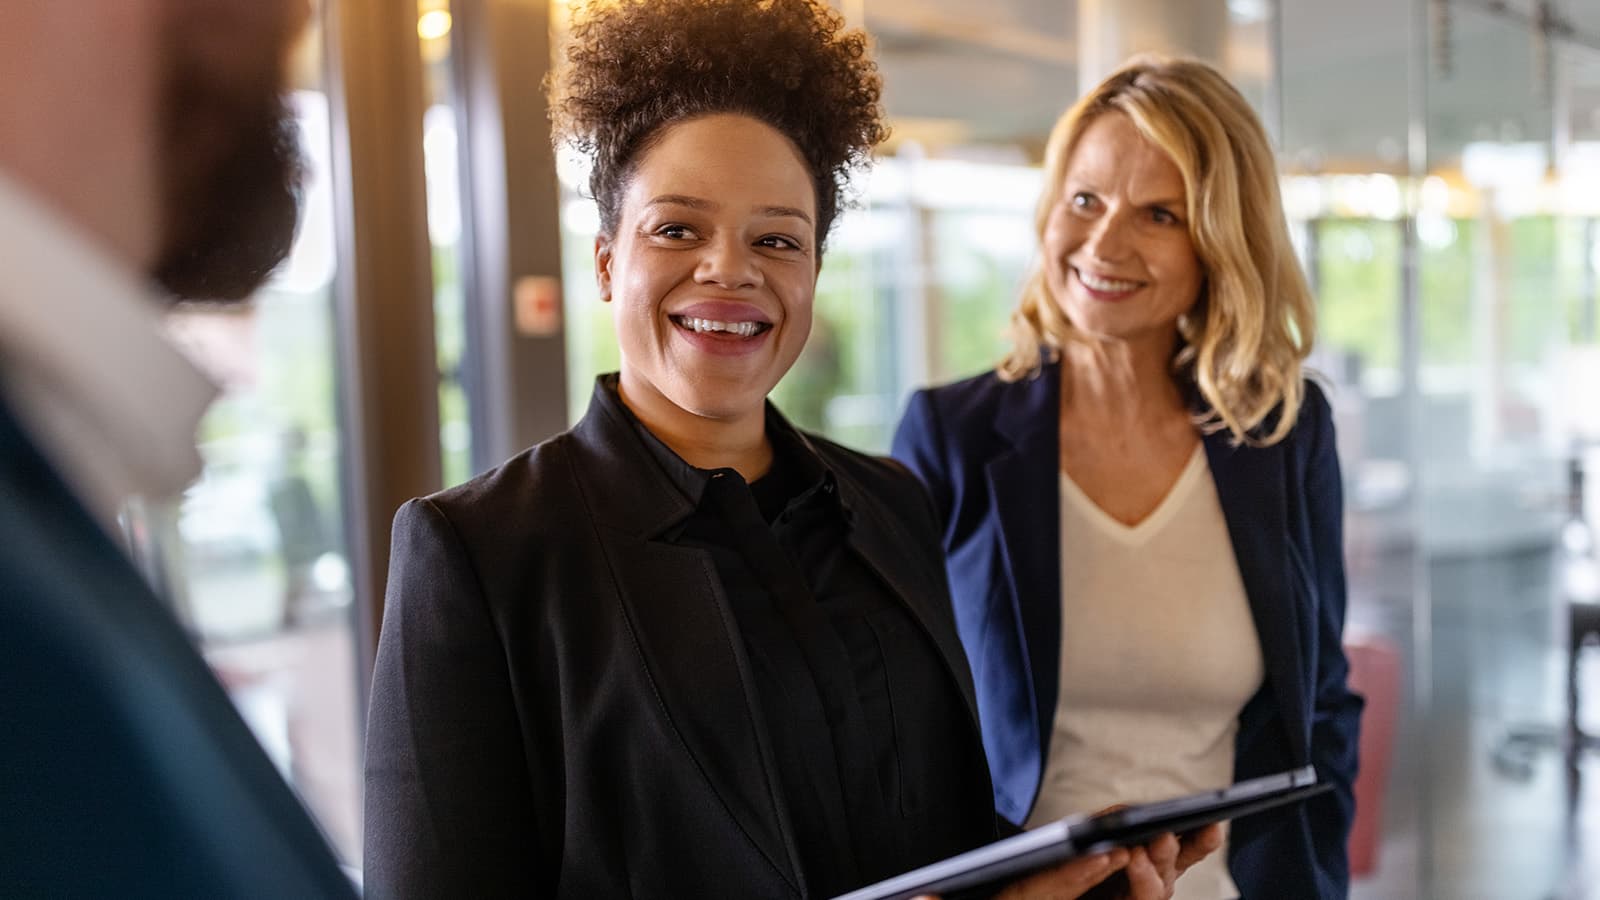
[[611, 384, 988, 896]]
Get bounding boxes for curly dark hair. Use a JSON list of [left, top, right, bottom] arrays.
[[548, 0, 887, 249]]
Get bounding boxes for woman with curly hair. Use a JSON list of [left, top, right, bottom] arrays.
[[362, 3, 1218, 899], [893, 57, 1363, 899]]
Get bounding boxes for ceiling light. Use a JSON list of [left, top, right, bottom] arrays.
[[1227, 0, 1269, 24], [418, 9, 452, 42]]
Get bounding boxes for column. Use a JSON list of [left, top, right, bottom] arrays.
[[1076, 0, 1229, 89], [454, 0, 569, 468]]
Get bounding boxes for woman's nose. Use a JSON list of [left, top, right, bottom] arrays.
[[1081, 212, 1131, 262], [695, 236, 761, 290]]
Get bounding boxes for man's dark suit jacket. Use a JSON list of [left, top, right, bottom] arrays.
[[363, 378, 995, 899], [0, 401, 355, 898], [892, 364, 1364, 900]]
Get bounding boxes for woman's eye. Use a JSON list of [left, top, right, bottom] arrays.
[[757, 235, 802, 251], [1069, 192, 1097, 212], [1151, 207, 1180, 226], [654, 224, 695, 240]]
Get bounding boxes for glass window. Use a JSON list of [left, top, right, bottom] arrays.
[[137, 11, 362, 866], [930, 206, 1036, 380], [419, 0, 473, 488], [1315, 216, 1404, 392], [1282, 5, 1600, 895], [556, 154, 614, 426]]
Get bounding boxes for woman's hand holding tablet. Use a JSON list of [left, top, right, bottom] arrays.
[[913, 822, 1225, 900], [842, 767, 1325, 900]]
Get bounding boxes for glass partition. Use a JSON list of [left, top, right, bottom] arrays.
[[1418, 6, 1590, 898], [419, 0, 474, 488], [140, 10, 362, 865], [1283, 2, 1600, 897]]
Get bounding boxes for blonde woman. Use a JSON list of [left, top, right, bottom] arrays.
[[893, 57, 1362, 900]]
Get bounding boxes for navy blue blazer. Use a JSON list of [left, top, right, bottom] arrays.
[[0, 400, 354, 899], [892, 362, 1363, 899]]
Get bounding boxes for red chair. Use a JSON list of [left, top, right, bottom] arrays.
[[1344, 632, 1401, 878]]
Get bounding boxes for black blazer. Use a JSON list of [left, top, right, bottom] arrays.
[[363, 379, 994, 899], [0, 401, 355, 898], [892, 364, 1363, 899]]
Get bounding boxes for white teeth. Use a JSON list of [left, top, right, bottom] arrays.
[[1078, 270, 1140, 292], [677, 316, 762, 337]]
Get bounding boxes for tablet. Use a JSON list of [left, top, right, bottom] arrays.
[[832, 766, 1329, 900]]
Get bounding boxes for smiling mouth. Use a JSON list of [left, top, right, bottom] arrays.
[[1075, 268, 1144, 294], [669, 315, 773, 338]]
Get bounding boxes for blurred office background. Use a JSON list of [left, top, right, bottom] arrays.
[[121, 1, 1600, 897]]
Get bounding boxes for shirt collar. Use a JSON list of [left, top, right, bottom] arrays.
[[0, 172, 218, 529], [593, 373, 838, 516]]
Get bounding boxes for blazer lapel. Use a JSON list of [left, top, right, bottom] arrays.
[[987, 366, 1063, 761], [570, 387, 803, 896], [1201, 430, 1311, 764]]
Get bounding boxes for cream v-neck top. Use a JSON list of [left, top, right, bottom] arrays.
[[1024, 445, 1263, 900]]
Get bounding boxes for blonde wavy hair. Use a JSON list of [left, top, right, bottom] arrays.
[[1000, 55, 1314, 446]]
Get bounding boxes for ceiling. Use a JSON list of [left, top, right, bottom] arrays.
[[861, 0, 1600, 173]]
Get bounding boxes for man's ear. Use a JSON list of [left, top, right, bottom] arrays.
[[594, 234, 614, 302]]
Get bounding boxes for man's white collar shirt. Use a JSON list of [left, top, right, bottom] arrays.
[[0, 172, 217, 532]]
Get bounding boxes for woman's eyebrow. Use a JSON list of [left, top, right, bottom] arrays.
[[757, 205, 813, 225], [646, 193, 715, 210], [646, 195, 812, 226]]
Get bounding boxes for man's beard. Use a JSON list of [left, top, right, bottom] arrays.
[[151, 41, 305, 302]]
